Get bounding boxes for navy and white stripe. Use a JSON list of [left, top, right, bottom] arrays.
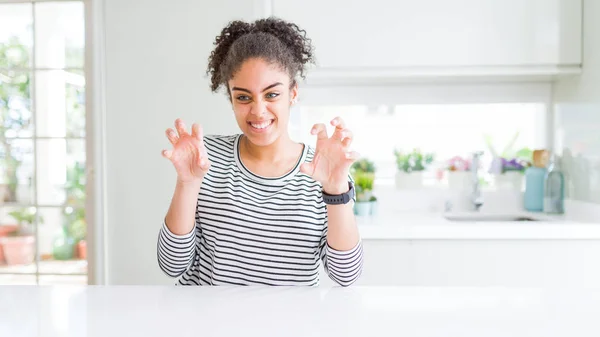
[[157, 134, 363, 286]]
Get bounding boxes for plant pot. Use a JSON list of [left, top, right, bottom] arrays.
[[447, 171, 472, 190], [0, 235, 35, 266], [395, 171, 423, 189], [0, 225, 18, 264], [76, 240, 87, 260], [354, 202, 371, 216], [495, 171, 523, 191], [53, 235, 75, 261], [369, 201, 378, 216]]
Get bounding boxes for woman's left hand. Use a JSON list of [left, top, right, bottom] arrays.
[[300, 117, 359, 195]]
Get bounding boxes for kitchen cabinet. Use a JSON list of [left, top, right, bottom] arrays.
[[269, 0, 582, 82], [319, 239, 600, 287]]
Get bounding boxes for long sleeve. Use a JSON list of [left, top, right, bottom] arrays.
[[320, 232, 364, 286], [157, 221, 196, 278]]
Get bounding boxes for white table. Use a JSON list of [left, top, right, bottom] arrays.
[[2, 286, 600, 337]]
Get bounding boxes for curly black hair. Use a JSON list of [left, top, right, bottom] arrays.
[[206, 17, 315, 95]]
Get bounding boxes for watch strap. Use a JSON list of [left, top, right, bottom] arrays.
[[322, 182, 355, 205]]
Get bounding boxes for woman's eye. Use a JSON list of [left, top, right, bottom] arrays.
[[266, 92, 279, 99], [237, 95, 250, 102]]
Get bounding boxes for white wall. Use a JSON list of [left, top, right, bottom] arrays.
[[553, 0, 600, 204], [98, 0, 596, 285], [102, 0, 258, 284]]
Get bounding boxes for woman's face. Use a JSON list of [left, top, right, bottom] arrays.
[[228, 58, 298, 147]]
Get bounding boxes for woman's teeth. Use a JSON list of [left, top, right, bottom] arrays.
[[250, 120, 273, 129]]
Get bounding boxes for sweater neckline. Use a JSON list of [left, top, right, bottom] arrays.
[[233, 134, 308, 184]]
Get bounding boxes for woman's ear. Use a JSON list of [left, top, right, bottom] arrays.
[[290, 83, 299, 105]]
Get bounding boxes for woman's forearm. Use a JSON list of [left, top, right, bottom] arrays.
[[325, 202, 360, 250], [164, 180, 202, 235]]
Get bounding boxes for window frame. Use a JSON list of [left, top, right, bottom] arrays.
[[0, 0, 101, 285], [294, 82, 554, 184]]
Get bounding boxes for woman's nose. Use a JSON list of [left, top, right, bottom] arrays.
[[251, 100, 267, 116]]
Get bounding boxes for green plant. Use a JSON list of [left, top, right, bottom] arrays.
[[65, 207, 86, 242], [7, 207, 43, 236], [394, 149, 434, 173], [351, 158, 376, 202], [1, 38, 32, 202], [351, 158, 376, 174], [484, 131, 532, 162], [64, 161, 86, 243], [353, 171, 374, 202]]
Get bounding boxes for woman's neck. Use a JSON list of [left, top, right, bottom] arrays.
[[242, 133, 297, 163], [240, 133, 304, 178]]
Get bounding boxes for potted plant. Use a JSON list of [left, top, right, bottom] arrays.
[[394, 148, 434, 189], [350, 159, 376, 216], [353, 171, 374, 216], [485, 132, 532, 191], [0, 207, 43, 265], [53, 161, 87, 260], [0, 222, 18, 264], [66, 207, 86, 260], [445, 155, 472, 190], [492, 156, 530, 190], [369, 195, 378, 216]]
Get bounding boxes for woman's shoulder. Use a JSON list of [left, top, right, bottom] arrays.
[[203, 134, 238, 143], [202, 134, 240, 155]]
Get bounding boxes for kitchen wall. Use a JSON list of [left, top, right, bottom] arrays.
[[97, 0, 592, 285], [102, 0, 257, 284], [553, 0, 600, 204]]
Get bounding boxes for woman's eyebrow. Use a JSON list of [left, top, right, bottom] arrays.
[[231, 82, 283, 93]]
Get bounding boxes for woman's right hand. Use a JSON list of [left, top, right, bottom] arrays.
[[162, 118, 211, 185]]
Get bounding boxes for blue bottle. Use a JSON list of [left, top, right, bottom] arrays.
[[524, 167, 547, 212]]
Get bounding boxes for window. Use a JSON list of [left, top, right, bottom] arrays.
[[291, 85, 549, 189], [0, 1, 87, 285]]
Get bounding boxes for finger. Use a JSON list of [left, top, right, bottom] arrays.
[[162, 149, 173, 159], [165, 128, 178, 145], [335, 128, 353, 142], [311, 123, 329, 140], [342, 136, 353, 148], [299, 162, 314, 176], [175, 118, 188, 137], [191, 123, 203, 142], [345, 151, 360, 161], [331, 117, 346, 130], [197, 150, 210, 170], [200, 157, 211, 171], [331, 119, 348, 140]]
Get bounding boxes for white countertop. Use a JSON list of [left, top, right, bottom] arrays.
[[356, 211, 600, 240], [3, 285, 600, 337]]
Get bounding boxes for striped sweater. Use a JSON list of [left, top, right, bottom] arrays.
[[157, 134, 364, 286]]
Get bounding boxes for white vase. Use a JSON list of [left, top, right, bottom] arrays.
[[395, 171, 423, 189], [495, 171, 523, 191], [354, 202, 371, 216], [447, 171, 472, 190]]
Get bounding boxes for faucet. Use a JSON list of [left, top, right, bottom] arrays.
[[471, 151, 484, 211]]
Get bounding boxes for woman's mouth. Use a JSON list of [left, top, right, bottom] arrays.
[[248, 119, 274, 132]]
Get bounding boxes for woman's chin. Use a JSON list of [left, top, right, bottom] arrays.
[[245, 130, 278, 147], [244, 122, 279, 146]]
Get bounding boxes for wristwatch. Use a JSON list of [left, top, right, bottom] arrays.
[[322, 181, 355, 205]]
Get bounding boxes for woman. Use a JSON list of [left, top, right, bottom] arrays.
[[157, 17, 363, 286]]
